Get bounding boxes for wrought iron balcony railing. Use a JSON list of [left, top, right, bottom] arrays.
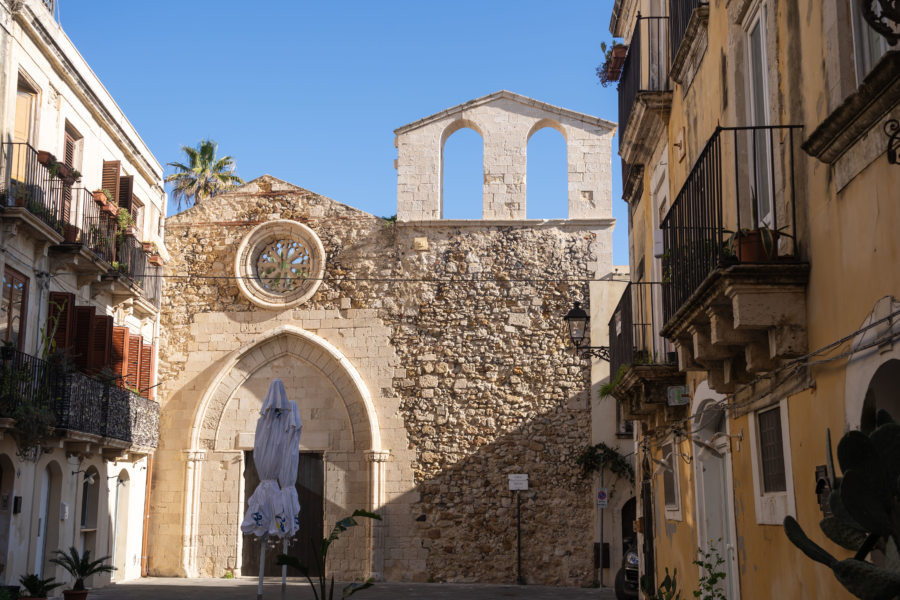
[[69, 187, 117, 263], [661, 125, 803, 325], [609, 282, 677, 380], [115, 233, 148, 291], [1, 142, 65, 233], [669, 0, 708, 68], [0, 349, 158, 447], [618, 15, 670, 136]]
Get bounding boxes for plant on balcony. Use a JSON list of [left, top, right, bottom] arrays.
[[117, 208, 137, 239], [50, 547, 115, 600], [596, 40, 627, 87], [36, 150, 56, 166], [783, 410, 900, 600], [575, 442, 635, 483], [18, 573, 62, 599], [12, 184, 32, 208], [276, 509, 381, 600]]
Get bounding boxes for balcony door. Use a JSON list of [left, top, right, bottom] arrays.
[[746, 5, 772, 228], [12, 77, 37, 183]]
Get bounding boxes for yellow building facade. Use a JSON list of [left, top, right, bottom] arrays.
[[607, 0, 899, 597]]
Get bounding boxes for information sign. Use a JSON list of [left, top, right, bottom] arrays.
[[508, 473, 529, 491]]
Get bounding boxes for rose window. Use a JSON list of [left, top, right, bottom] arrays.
[[235, 220, 325, 309]]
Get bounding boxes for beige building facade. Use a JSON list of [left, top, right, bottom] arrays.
[[0, 0, 164, 589], [148, 92, 632, 584], [607, 0, 899, 598]]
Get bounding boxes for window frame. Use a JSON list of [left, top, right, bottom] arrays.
[[748, 398, 796, 524], [1, 266, 29, 350], [849, 0, 889, 86], [661, 439, 683, 521]]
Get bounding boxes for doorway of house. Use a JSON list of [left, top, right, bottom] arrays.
[[242, 451, 324, 577]]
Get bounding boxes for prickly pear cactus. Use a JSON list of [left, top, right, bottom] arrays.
[[783, 409, 900, 600]]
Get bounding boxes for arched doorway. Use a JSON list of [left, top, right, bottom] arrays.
[[111, 470, 130, 581], [860, 359, 900, 434], [691, 384, 740, 600], [78, 466, 101, 558], [182, 326, 384, 579], [33, 461, 62, 577]]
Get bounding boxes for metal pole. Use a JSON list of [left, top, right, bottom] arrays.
[[516, 490, 524, 585], [599, 466, 605, 589], [257, 535, 267, 600], [281, 537, 288, 594]]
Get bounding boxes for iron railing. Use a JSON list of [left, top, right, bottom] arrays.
[[0, 142, 64, 233], [661, 125, 802, 324], [143, 264, 162, 307], [619, 16, 670, 135], [70, 188, 117, 263], [0, 349, 158, 447], [609, 282, 677, 379], [669, 0, 708, 68], [115, 234, 148, 291]]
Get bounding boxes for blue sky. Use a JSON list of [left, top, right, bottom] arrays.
[[59, 0, 627, 265]]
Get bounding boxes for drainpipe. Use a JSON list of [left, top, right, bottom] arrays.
[[140, 454, 153, 577]]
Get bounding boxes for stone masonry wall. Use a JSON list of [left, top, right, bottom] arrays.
[[154, 176, 601, 585]]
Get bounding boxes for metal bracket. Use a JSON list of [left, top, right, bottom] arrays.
[[886, 119, 899, 165], [575, 345, 611, 362]]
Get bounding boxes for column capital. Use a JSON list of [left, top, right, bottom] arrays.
[[183, 449, 207, 463], [365, 450, 390, 463]]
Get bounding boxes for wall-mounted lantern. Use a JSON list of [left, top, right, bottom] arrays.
[[563, 301, 610, 361]]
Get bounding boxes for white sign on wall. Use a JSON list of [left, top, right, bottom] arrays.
[[508, 473, 529, 491], [597, 487, 609, 508]]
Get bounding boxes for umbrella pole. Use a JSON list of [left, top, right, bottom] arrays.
[[281, 537, 288, 593], [258, 534, 267, 600]]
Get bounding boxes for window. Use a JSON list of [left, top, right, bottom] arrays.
[[131, 196, 144, 235], [662, 442, 677, 508], [757, 406, 786, 492], [748, 399, 795, 524], [0, 267, 29, 350], [850, 0, 889, 85], [745, 4, 773, 227]]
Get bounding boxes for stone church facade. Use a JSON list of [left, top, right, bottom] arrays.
[[148, 92, 619, 585]]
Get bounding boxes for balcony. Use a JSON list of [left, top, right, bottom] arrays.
[[660, 126, 808, 393], [101, 234, 160, 316], [669, 0, 709, 86], [49, 187, 118, 276], [0, 349, 159, 456], [618, 16, 672, 169], [0, 142, 65, 245], [608, 282, 685, 427]]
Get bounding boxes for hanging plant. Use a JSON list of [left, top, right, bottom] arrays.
[[575, 442, 635, 483]]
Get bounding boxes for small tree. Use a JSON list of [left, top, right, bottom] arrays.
[[166, 139, 243, 210], [50, 547, 115, 591]]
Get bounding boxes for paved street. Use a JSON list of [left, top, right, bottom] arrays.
[[87, 577, 617, 599]]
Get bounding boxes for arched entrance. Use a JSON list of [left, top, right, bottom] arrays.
[[181, 326, 385, 579], [691, 383, 740, 600]]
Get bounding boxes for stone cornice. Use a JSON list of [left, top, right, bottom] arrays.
[[396, 218, 615, 229], [803, 51, 900, 164]]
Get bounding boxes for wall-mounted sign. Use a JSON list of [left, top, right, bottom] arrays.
[[597, 487, 609, 508], [508, 473, 529, 491], [667, 385, 690, 406]]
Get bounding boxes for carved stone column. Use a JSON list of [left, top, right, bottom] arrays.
[[365, 450, 390, 581]]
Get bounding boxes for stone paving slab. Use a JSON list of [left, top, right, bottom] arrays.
[[86, 577, 617, 599]]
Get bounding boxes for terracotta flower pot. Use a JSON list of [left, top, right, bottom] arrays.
[[142, 242, 154, 253], [37, 150, 55, 165], [93, 191, 107, 205], [735, 229, 776, 263], [64, 224, 80, 243], [63, 590, 89, 600], [149, 253, 163, 266]]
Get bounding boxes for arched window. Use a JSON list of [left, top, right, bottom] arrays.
[[441, 125, 483, 219], [526, 125, 568, 219]]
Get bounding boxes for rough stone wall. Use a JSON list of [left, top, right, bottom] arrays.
[[154, 176, 602, 585], [395, 91, 615, 221]]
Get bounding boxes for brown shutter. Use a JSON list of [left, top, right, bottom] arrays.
[[139, 342, 153, 397], [110, 326, 130, 385], [101, 160, 120, 205], [72, 306, 95, 371], [47, 291, 75, 354], [148, 345, 156, 400], [118, 175, 134, 212], [64, 133, 76, 167], [88, 315, 112, 374], [126, 333, 142, 389]]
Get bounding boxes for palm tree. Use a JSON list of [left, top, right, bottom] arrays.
[[165, 139, 244, 210]]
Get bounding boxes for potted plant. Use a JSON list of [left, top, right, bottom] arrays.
[[141, 240, 154, 253], [148, 252, 163, 266], [596, 40, 628, 86], [12, 185, 31, 208], [117, 208, 137, 237], [36, 151, 55, 166], [101, 193, 118, 217], [17, 574, 61, 600], [50, 547, 115, 600]]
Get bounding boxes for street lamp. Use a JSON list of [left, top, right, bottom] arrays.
[[563, 301, 610, 361]]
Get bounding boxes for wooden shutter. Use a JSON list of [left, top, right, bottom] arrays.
[[64, 133, 76, 167], [61, 133, 76, 224], [110, 326, 130, 385], [72, 306, 95, 371], [88, 315, 113, 374], [139, 342, 153, 397], [101, 160, 120, 205], [148, 345, 156, 399], [118, 175, 134, 212], [47, 291, 75, 354], [126, 333, 142, 389]]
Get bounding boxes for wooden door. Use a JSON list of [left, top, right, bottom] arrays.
[[242, 451, 324, 577]]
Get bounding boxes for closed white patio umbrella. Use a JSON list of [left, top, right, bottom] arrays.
[[240, 379, 302, 599]]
